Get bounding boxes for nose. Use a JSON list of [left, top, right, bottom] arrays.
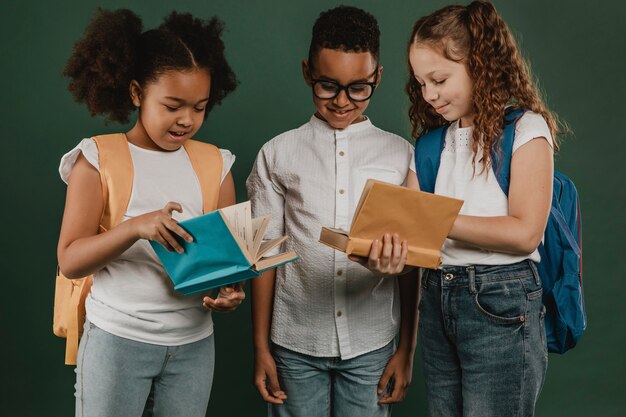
[[177, 108, 193, 127], [332, 89, 351, 107], [423, 85, 439, 104]]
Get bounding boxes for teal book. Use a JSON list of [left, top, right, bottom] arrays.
[[150, 202, 298, 295]]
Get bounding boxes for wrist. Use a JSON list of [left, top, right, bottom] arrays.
[[253, 340, 271, 355], [119, 216, 140, 241], [396, 339, 417, 355]]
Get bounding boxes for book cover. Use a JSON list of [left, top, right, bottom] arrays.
[[319, 179, 463, 269], [151, 202, 298, 295]]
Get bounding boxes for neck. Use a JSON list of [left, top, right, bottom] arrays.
[[126, 120, 161, 151]]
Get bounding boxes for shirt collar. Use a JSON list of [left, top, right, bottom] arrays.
[[309, 114, 373, 136]]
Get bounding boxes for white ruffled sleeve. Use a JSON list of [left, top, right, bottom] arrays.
[[219, 148, 235, 183], [403, 143, 416, 187], [513, 111, 554, 153], [58, 138, 100, 184]]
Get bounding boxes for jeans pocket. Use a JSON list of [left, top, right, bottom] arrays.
[[472, 279, 528, 324]]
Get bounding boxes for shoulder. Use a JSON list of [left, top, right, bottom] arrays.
[[513, 111, 553, 151], [258, 121, 314, 156], [185, 139, 236, 181], [218, 148, 235, 177], [59, 137, 100, 184], [368, 124, 414, 151]]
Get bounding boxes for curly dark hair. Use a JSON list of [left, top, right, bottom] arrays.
[[407, 0, 565, 172], [64, 8, 238, 124], [308, 5, 380, 68]]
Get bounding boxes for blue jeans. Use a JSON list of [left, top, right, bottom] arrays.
[[418, 260, 547, 417], [269, 341, 394, 417], [75, 321, 215, 417]]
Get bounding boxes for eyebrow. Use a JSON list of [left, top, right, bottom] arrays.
[[425, 70, 447, 78], [414, 71, 446, 82], [164, 96, 210, 104]]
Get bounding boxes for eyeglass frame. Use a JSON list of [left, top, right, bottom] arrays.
[[308, 66, 380, 102]]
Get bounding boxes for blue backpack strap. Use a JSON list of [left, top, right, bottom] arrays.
[[490, 108, 525, 196], [414, 125, 449, 193]]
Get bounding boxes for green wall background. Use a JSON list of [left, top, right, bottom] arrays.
[[2, 0, 624, 415]]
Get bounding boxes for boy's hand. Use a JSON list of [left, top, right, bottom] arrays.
[[254, 350, 287, 404], [130, 202, 193, 253], [349, 233, 412, 277], [203, 283, 246, 312], [377, 347, 414, 404]]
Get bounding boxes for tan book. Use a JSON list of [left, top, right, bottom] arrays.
[[319, 179, 463, 269]]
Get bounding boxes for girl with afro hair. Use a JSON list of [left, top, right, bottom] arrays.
[[58, 9, 241, 417]]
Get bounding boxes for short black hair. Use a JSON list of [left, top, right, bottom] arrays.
[[64, 9, 238, 124], [308, 6, 380, 68]]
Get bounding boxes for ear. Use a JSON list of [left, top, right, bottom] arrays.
[[129, 80, 143, 107], [302, 60, 312, 86], [375, 65, 383, 87]]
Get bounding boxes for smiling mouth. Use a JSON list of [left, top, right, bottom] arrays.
[[169, 131, 188, 138], [329, 108, 355, 117], [435, 104, 449, 113]]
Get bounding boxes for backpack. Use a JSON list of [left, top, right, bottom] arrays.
[[414, 109, 586, 354], [53, 133, 223, 365]]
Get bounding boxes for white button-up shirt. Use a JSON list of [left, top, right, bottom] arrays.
[[247, 115, 414, 359]]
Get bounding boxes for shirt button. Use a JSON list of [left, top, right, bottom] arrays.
[[336, 311, 343, 317], [337, 269, 343, 276], [339, 189, 345, 194], [339, 151, 345, 156]]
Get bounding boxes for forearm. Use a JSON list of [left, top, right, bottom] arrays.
[[449, 214, 546, 255], [58, 220, 138, 278], [252, 269, 276, 354], [397, 269, 420, 353]]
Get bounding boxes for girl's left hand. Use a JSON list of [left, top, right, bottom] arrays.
[[349, 233, 412, 277], [203, 283, 246, 312]]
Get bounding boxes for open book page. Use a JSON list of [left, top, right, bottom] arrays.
[[254, 250, 298, 272], [254, 236, 288, 263], [250, 215, 271, 259], [219, 201, 254, 253]]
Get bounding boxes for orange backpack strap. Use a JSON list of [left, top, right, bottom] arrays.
[[93, 134, 134, 230], [183, 139, 223, 213], [54, 134, 133, 365]]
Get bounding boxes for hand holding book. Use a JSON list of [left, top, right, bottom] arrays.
[[151, 201, 298, 295], [320, 179, 463, 269], [202, 282, 246, 312], [347, 233, 411, 277]]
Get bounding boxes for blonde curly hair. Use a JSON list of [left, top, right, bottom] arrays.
[[407, 0, 563, 172]]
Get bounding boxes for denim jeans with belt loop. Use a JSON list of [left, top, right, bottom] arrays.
[[418, 260, 548, 417]]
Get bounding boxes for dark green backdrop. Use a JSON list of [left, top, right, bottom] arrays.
[[2, 0, 624, 416]]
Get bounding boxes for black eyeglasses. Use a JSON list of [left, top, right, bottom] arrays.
[[309, 67, 379, 102]]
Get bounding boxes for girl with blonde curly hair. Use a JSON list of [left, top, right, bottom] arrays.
[[405, 1, 566, 415]]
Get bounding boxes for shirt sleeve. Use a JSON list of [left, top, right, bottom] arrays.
[[58, 138, 99, 184], [246, 141, 286, 255], [513, 111, 554, 153], [218, 148, 235, 184]]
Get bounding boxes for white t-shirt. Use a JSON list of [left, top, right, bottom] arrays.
[[247, 115, 415, 359], [435, 111, 553, 266], [59, 138, 235, 345]]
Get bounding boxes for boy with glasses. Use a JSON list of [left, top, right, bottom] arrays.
[[247, 6, 419, 416]]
